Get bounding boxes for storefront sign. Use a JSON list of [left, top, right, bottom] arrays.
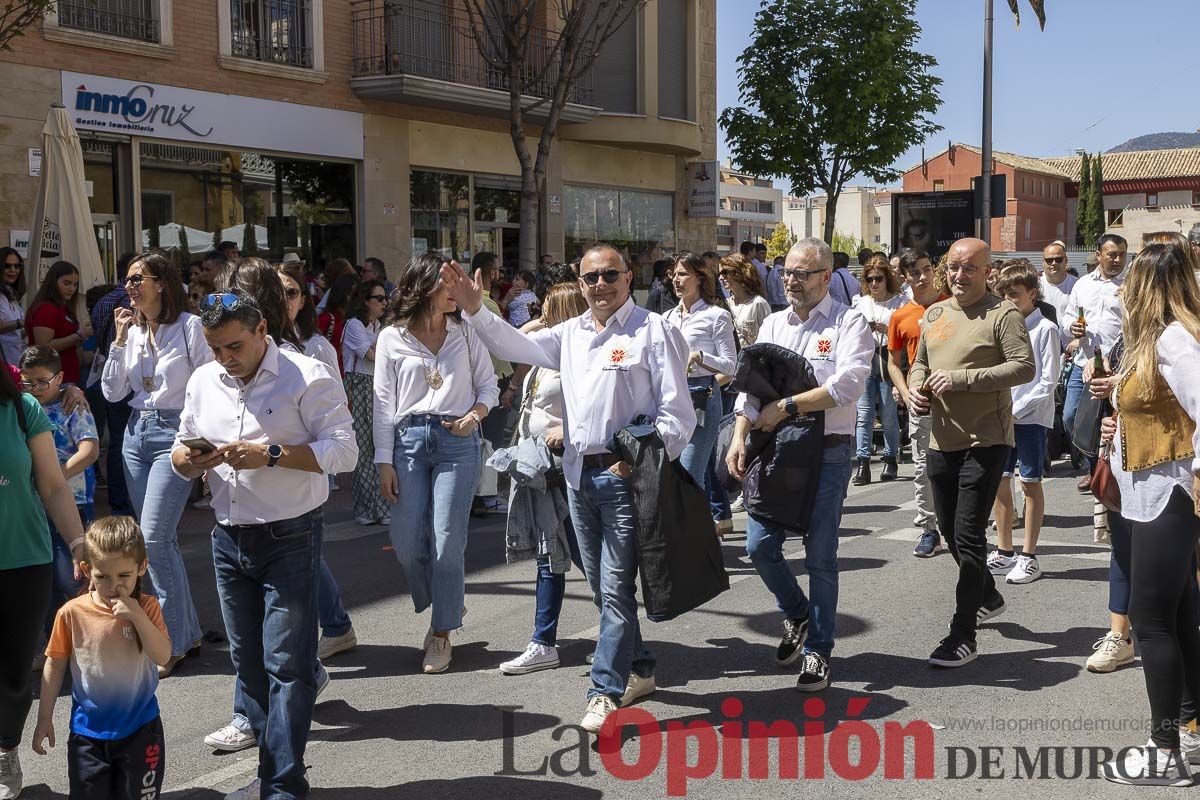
[[548, 194, 561, 215], [686, 161, 718, 218], [10, 230, 30, 259], [61, 71, 364, 160], [28, 148, 41, 177]]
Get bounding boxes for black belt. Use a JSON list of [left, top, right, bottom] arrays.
[[582, 452, 622, 470], [823, 434, 853, 449]]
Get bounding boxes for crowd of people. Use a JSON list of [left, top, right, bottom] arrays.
[[2, 226, 1200, 798]]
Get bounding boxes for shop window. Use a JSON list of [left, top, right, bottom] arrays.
[[229, 0, 315, 69], [565, 185, 674, 285], [56, 0, 160, 42], [411, 170, 471, 262]]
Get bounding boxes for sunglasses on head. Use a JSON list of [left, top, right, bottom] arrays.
[[581, 269, 626, 286]]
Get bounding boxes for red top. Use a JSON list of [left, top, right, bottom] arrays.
[[26, 302, 81, 384], [317, 311, 346, 373]]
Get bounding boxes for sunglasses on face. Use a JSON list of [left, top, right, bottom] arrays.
[[124, 274, 155, 287], [581, 269, 626, 286], [284, 288, 302, 299], [865, 276, 886, 284], [368, 294, 387, 302], [3, 261, 21, 270], [1044, 256, 1066, 265]]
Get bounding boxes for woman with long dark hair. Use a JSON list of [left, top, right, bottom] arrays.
[[343, 279, 390, 526], [318, 274, 358, 374], [27, 260, 89, 385], [0, 350, 88, 798], [101, 252, 210, 677], [279, 263, 339, 376], [0, 247, 25, 365], [851, 253, 905, 486], [218, 257, 301, 350], [374, 253, 497, 674]]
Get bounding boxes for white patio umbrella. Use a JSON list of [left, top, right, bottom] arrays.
[[26, 103, 104, 302]]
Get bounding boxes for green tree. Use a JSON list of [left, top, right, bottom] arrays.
[[0, 1, 55, 51], [147, 223, 160, 251], [1075, 152, 1091, 248], [765, 222, 796, 260], [177, 226, 190, 273], [1006, 0, 1047, 30], [212, 229, 222, 250], [242, 220, 258, 258], [720, 0, 941, 244], [1089, 153, 1106, 244], [831, 230, 867, 257]]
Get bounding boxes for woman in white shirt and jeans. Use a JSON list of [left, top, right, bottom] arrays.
[[375, 254, 498, 675], [851, 254, 906, 485], [343, 280, 390, 526]]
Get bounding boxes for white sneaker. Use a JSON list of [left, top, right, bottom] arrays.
[[1180, 727, 1200, 765], [499, 642, 559, 675], [729, 496, 745, 513], [1087, 631, 1135, 673], [1102, 741, 1193, 786], [423, 636, 452, 674], [317, 627, 358, 660], [580, 696, 618, 733], [354, 515, 377, 526], [224, 778, 261, 800], [1005, 555, 1042, 584], [620, 673, 656, 707], [204, 723, 257, 752], [0, 749, 21, 800], [986, 550, 1016, 575]]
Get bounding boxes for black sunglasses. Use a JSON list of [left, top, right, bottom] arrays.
[[284, 288, 302, 299], [581, 269, 626, 286], [865, 275, 886, 284], [124, 274, 156, 287], [368, 293, 387, 302], [1044, 256, 1066, 265]]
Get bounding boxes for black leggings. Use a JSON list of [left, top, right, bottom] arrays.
[[1129, 487, 1200, 749], [0, 562, 53, 749]]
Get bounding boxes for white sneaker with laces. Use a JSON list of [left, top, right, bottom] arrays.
[[986, 550, 1016, 575], [317, 628, 358, 660], [204, 723, 257, 752], [499, 642, 560, 675], [620, 673, 656, 707], [224, 778, 261, 800], [423, 636, 452, 674], [1087, 631, 1135, 673], [1103, 741, 1193, 786], [1181, 727, 1200, 765], [580, 696, 618, 733], [730, 496, 745, 513], [0, 748, 21, 800], [1005, 554, 1042, 584]]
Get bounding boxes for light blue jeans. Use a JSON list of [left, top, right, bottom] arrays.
[[745, 442, 853, 657], [388, 414, 480, 632], [568, 467, 654, 702], [679, 376, 722, 490], [123, 409, 202, 657], [855, 372, 900, 460]]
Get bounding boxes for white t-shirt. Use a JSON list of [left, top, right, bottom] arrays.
[[852, 293, 907, 348]]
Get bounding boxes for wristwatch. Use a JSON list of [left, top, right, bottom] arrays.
[[266, 444, 283, 468], [784, 396, 798, 416]]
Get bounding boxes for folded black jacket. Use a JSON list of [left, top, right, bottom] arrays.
[[611, 423, 730, 622]]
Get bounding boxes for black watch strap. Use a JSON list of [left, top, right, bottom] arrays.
[[267, 445, 283, 468], [784, 396, 798, 416]]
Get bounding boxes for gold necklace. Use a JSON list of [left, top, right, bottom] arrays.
[[406, 328, 444, 390]]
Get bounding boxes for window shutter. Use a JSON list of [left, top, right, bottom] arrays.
[[657, 0, 689, 120], [589, 11, 638, 113]]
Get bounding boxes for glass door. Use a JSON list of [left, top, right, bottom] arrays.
[[92, 214, 119, 284]]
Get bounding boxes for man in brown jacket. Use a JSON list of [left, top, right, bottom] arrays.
[[908, 238, 1035, 668]]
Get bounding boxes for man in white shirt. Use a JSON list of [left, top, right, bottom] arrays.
[[170, 293, 357, 800], [1039, 241, 1077, 349], [441, 244, 695, 734], [726, 237, 873, 693], [1061, 233, 1127, 491]]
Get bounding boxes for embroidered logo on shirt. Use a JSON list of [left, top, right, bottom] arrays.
[[609, 348, 627, 365], [926, 307, 944, 323], [816, 337, 833, 355]]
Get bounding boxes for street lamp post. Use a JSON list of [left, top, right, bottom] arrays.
[[980, 0, 994, 246]]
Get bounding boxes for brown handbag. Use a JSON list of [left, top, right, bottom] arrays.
[[1091, 437, 1122, 514]]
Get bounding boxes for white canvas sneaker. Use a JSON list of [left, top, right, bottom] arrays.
[[499, 642, 559, 675], [580, 696, 618, 733]]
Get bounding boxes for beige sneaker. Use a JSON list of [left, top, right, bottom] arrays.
[[422, 636, 452, 674], [580, 696, 618, 733], [1087, 631, 1134, 673], [620, 673, 656, 707], [317, 628, 358, 661]]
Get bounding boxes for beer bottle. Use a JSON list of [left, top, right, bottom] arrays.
[[1093, 346, 1106, 380], [1076, 308, 1087, 328], [913, 378, 932, 416]]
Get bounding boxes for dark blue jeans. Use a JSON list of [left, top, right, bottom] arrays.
[[531, 513, 582, 647], [103, 394, 134, 516], [212, 510, 322, 800], [44, 503, 93, 636]]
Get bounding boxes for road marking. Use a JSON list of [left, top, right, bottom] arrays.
[[170, 757, 258, 794]]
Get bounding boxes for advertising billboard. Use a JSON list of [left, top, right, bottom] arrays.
[[891, 191, 975, 261]]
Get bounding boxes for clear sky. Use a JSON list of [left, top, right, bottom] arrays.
[[716, 0, 1200, 195]]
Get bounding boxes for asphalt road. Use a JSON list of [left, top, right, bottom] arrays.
[[16, 459, 1174, 799]]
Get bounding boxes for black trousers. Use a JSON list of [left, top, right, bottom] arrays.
[[0, 562, 52, 749], [68, 716, 165, 800], [1129, 487, 1200, 749], [927, 445, 1009, 642]]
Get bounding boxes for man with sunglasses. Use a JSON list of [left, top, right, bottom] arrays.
[[441, 245, 694, 734], [170, 292, 357, 800], [726, 237, 874, 693], [1039, 241, 1077, 351]]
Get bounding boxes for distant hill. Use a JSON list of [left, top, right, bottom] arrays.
[[1107, 132, 1200, 153]]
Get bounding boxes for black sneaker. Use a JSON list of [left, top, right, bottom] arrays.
[[929, 635, 977, 668], [912, 530, 944, 558], [794, 651, 830, 692], [977, 594, 1006, 625], [776, 616, 809, 666]]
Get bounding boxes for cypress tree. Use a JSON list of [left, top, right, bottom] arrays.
[[1090, 153, 1105, 242], [1075, 152, 1091, 248], [243, 220, 258, 257], [177, 226, 190, 273]]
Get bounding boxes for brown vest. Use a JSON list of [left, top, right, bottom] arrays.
[[1118, 367, 1196, 471]]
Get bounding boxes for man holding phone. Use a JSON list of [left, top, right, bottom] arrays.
[[170, 291, 356, 800]]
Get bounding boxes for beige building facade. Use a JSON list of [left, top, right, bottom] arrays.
[[1, 0, 716, 286]]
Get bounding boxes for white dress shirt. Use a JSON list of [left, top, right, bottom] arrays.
[[727, 295, 772, 346], [1062, 270, 1122, 367], [102, 313, 213, 410], [665, 299, 738, 377], [302, 333, 340, 379], [735, 293, 873, 436], [372, 319, 499, 465], [173, 338, 358, 526], [341, 318, 379, 376], [1010, 309, 1061, 429], [1040, 273, 1077, 349], [465, 296, 696, 490], [1113, 323, 1200, 522]]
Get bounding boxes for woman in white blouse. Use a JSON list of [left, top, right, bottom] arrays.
[[0, 247, 25, 365], [375, 253, 498, 675], [343, 280, 390, 526], [718, 254, 772, 347], [1099, 242, 1200, 785], [101, 252, 212, 677], [665, 252, 737, 532], [850, 254, 907, 486]]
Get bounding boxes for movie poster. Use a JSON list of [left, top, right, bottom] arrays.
[[891, 191, 975, 261]]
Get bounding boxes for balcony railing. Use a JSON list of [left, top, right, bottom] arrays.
[[351, 0, 593, 107], [57, 0, 160, 43], [230, 0, 313, 69]]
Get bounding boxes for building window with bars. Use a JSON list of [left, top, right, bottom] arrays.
[[57, 0, 160, 43], [230, 0, 313, 68]]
